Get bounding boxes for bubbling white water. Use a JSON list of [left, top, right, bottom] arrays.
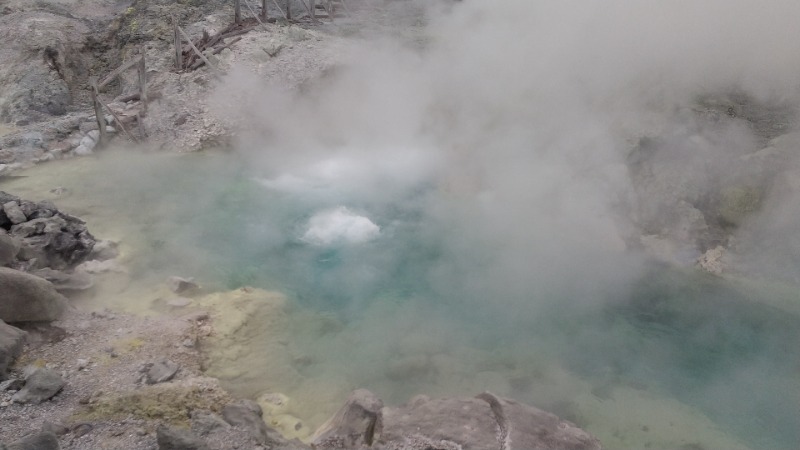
[[302, 206, 380, 246]]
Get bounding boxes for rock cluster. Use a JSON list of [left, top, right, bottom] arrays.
[[0, 191, 96, 271]]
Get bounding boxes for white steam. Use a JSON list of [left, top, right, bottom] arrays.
[[302, 206, 380, 246], [211, 0, 800, 305]]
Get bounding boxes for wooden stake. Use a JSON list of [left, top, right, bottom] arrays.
[[262, 0, 268, 20], [89, 77, 107, 149], [137, 52, 148, 115], [136, 112, 146, 141], [97, 97, 139, 144], [271, 0, 287, 19], [177, 24, 222, 78], [173, 17, 182, 70], [234, 0, 242, 23], [99, 56, 142, 89], [285, 0, 291, 20]]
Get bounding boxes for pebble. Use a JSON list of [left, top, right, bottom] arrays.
[[167, 297, 192, 307], [74, 144, 93, 156], [76, 359, 89, 370]]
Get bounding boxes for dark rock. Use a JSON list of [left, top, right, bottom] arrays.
[[32, 268, 94, 292], [222, 399, 287, 447], [41, 420, 69, 436], [167, 276, 199, 294], [0, 378, 24, 391], [156, 425, 209, 450], [0, 320, 26, 378], [12, 367, 65, 403], [191, 410, 230, 436], [0, 233, 21, 266], [10, 213, 95, 270], [6, 431, 59, 450], [146, 359, 180, 384], [0, 267, 68, 323], [311, 389, 383, 448]]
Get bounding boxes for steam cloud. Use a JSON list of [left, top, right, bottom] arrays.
[[202, 2, 800, 446], [212, 0, 800, 307]]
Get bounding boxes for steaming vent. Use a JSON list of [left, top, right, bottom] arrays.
[[302, 206, 380, 246]]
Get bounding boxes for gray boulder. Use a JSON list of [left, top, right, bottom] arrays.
[[313, 390, 601, 450], [0, 233, 20, 266], [6, 432, 60, 450], [73, 145, 93, 157], [32, 268, 94, 292], [89, 239, 119, 261], [0, 319, 26, 378], [222, 399, 287, 447], [2, 202, 26, 225], [191, 410, 231, 436], [311, 389, 383, 448], [0, 267, 68, 323], [12, 367, 65, 403], [156, 425, 209, 450], [146, 359, 180, 384]]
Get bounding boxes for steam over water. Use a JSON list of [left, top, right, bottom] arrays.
[[3, 150, 799, 450]]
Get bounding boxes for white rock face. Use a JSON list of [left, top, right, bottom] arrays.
[[302, 207, 380, 246]]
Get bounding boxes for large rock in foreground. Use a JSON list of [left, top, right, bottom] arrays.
[[312, 390, 601, 450], [4, 431, 60, 450], [11, 367, 65, 404], [0, 319, 26, 378], [0, 267, 68, 323]]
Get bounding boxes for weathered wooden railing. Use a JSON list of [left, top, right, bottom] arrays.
[[89, 52, 148, 148]]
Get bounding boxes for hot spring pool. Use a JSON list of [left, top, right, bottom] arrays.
[[2, 149, 798, 450]]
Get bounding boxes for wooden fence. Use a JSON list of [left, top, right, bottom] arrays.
[[89, 52, 147, 148]]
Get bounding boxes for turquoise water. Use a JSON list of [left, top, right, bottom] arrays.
[[136, 153, 799, 449], [3, 150, 799, 449]]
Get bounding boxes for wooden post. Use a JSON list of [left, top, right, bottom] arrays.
[[234, 0, 241, 23], [97, 97, 139, 144], [285, 0, 291, 20], [310, 0, 315, 20], [136, 112, 146, 141], [271, 0, 286, 19], [173, 17, 182, 70], [137, 54, 147, 115], [261, 0, 268, 20], [89, 77, 107, 149]]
